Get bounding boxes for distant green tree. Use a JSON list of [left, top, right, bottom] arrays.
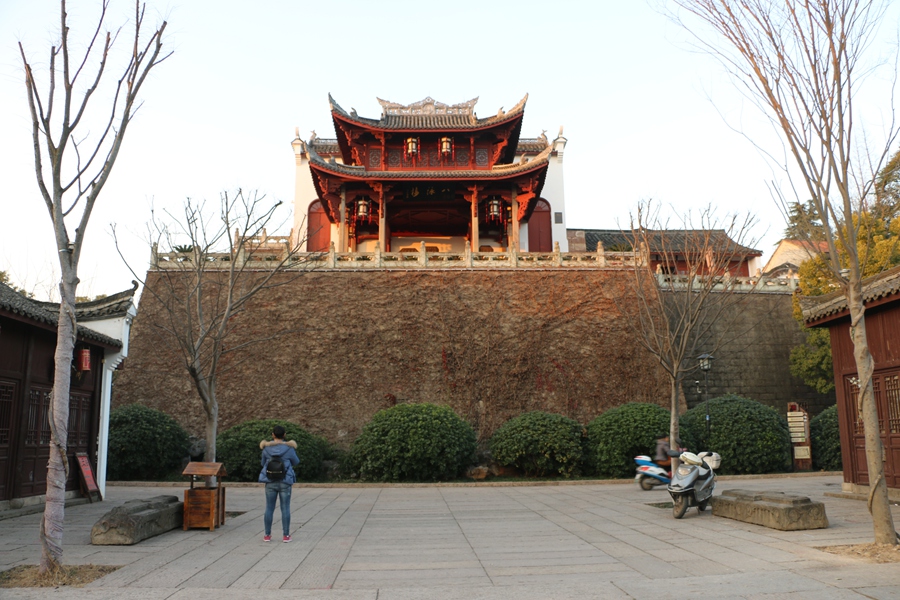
[[0, 271, 33, 298], [784, 200, 825, 241]]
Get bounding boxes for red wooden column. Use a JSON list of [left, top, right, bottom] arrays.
[[375, 184, 387, 251], [510, 186, 520, 252], [338, 187, 347, 252], [468, 185, 482, 252]]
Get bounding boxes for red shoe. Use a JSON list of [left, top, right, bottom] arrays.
[[263, 534, 271, 542], [283, 535, 292, 543]]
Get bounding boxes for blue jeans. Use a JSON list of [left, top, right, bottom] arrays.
[[264, 481, 292, 536]]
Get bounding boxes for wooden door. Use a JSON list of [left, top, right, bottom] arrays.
[[16, 386, 51, 498], [307, 201, 331, 252], [845, 370, 900, 487], [527, 199, 552, 252]]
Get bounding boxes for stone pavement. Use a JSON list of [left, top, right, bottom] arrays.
[[1, 475, 899, 599]]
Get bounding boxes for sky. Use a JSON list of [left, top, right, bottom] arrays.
[[1, 1, 898, 300]]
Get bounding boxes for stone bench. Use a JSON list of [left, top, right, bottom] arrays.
[[91, 495, 183, 545], [711, 489, 828, 531]]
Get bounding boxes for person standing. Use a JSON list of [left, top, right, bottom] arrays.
[[259, 425, 300, 542]]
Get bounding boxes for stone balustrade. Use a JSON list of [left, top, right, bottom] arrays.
[[152, 242, 642, 271], [150, 245, 797, 292]]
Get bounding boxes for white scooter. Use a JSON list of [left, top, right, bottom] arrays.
[[667, 451, 720, 519]]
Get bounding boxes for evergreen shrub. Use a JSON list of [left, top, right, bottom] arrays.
[[216, 419, 324, 482], [107, 404, 189, 481], [679, 394, 791, 475], [585, 403, 670, 478], [490, 411, 584, 478], [351, 403, 476, 482], [810, 405, 842, 471]]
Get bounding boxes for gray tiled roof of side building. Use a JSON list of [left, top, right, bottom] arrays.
[[801, 264, 900, 323], [577, 229, 762, 256], [0, 282, 127, 347]]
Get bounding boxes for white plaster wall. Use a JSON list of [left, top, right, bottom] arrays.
[[544, 135, 569, 251]]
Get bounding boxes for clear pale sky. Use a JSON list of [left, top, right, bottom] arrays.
[[1, 1, 898, 299]]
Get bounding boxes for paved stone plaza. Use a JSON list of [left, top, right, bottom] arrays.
[[1, 475, 898, 599]]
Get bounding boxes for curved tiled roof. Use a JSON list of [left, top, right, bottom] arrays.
[[801, 264, 900, 324], [38, 281, 138, 322], [578, 229, 762, 256], [311, 137, 547, 156], [0, 282, 125, 347], [329, 94, 528, 131], [307, 143, 552, 180], [516, 137, 551, 153], [310, 138, 340, 154]]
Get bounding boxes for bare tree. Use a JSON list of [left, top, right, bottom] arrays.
[[618, 202, 760, 454], [672, 0, 897, 545], [18, 0, 168, 572], [115, 190, 313, 466]]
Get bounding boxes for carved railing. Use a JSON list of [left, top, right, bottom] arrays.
[[656, 272, 798, 292], [152, 242, 642, 270], [150, 245, 796, 291]]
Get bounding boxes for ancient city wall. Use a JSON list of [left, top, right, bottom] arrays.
[[113, 269, 831, 447]]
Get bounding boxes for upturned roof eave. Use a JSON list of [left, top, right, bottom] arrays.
[[307, 143, 551, 183], [328, 93, 528, 133]]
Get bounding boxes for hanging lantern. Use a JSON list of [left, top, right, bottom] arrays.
[[405, 137, 419, 156], [76, 348, 91, 372], [488, 196, 503, 221], [440, 136, 453, 157], [356, 197, 370, 219]]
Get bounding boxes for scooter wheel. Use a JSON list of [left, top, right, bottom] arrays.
[[698, 499, 709, 512], [673, 495, 689, 519], [639, 476, 654, 491]]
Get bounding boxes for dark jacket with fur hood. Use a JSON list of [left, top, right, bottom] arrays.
[[258, 439, 300, 484]]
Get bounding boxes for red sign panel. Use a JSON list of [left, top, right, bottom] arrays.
[[75, 452, 99, 496]]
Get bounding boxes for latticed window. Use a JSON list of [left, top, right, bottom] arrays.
[[26, 387, 52, 446], [846, 376, 863, 435], [885, 373, 900, 434], [0, 380, 15, 445]]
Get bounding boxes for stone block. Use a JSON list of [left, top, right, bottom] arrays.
[[91, 495, 183, 545], [711, 489, 828, 531]]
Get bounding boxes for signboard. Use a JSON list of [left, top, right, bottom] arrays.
[[75, 452, 101, 502], [794, 446, 811, 460]]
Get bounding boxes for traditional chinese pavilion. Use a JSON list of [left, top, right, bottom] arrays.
[[291, 95, 568, 254]]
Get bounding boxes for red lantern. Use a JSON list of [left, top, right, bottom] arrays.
[[77, 348, 91, 372]]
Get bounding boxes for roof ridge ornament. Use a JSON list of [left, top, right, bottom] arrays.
[[377, 96, 479, 116]]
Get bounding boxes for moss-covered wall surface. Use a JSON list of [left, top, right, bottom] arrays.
[[113, 269, 671, 445]]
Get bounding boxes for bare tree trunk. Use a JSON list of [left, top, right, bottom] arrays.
[[40, 268, 77, 571], [670, 377, 681, 467], [848, 290, 896, 544], [204, 399, 218, 464]]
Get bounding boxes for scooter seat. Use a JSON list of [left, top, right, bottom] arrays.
[[680, 451, 702, 465]]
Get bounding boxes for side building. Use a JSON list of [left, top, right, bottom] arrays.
[[0, 283, 136, 508]]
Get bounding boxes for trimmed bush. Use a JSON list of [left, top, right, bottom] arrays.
[[216, 419, 324, 482], [811, 405, 842, 471], [490, 411, 584, 478], [107, 404, 189, 481], [679, 394, 791, 475], [585, 403, 670, 478], [351, 403, 476, 482]]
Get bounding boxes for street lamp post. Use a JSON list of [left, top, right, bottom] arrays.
[[698, 353, 714, 445]]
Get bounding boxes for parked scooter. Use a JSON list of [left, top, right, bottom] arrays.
[[667, 451, 720, 519], [634, 455, 671, 489]]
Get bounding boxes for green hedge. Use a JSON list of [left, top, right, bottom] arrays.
[[216, 420, 325, 482], [811, 405, 842, 471], [490, 411, 584, 478], [679, 394, 791, 475], [585, 403, 670, 478], [351, 403, 476, 482], [107, 404, 189, 481]]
